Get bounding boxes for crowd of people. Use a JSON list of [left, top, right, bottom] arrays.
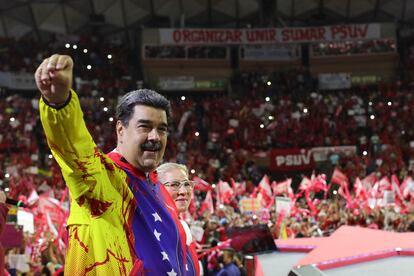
[[0, 35, 414, 275]]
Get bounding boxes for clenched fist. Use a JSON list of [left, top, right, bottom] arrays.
[[34, 54, 73, 106]]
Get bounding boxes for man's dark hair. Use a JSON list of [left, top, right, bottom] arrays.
[[116, 89, 171, 126]]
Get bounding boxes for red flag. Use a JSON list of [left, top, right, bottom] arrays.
[[331, 168, 348, 186], [310, 174, 328, 193], [199, 191, 214, 215], [391, 175, 404, 202], [331, 168, 354, 207], [217, 180, 234, 205], [354, 177, 368, 201], [272, 179, 293, 198], [231, 178, 246, 196], [361, 173, 377, 190], [258, 175, 272, 207], [401, 176, 414, 198], [193, 176, 212, 192]]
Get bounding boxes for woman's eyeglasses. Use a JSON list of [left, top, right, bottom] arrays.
[[164, 180, 195, 191]]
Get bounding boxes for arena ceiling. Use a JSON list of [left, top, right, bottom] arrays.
[[0, 0, 413, 39]]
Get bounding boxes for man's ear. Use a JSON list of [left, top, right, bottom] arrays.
[[116, 120, 124, 143]]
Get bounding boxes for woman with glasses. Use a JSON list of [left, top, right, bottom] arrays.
[[157, 163, 195, 216], [157, 162, 201, 275]]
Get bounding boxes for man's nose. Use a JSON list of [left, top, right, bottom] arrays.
[[147, 128, 160, 140]]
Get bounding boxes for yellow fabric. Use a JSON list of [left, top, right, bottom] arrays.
[[40, 90, 136, 275]]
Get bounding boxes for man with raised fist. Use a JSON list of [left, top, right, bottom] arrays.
[[35, 55, 198, 275]]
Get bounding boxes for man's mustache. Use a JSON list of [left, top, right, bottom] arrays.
[[141, 141, 162, 151]]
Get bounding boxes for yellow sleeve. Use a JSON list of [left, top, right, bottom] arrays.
[[39, 90, 101, 199]]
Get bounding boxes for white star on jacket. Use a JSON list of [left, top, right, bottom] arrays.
[[152, 212, 162, 222], [154, 229, 162, 241], [161, 251, 169, 261], [167, 268, 177, 276]]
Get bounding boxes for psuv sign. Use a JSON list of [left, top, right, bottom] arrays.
[[269, 149, 315, 171]]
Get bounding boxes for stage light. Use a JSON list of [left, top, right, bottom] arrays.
[[72, 44, 78, 49], [333, 190, 338, 195], [387, 101, 392, 106], [252, 215, 257, 220], [107, 54, 112, 59], [4, 188, 9, 192], [304, 108, 308, 113], [99, 97, 104, 102], [370, 115, 375, 120], [48, 154, 53, 159], [265, 97, 270, 102], [260, 124, 265, 129], [65, 43, 70, 48], [190, 169, 195, 174], [103, 107, 108, 112], [83, 49, 88, 53], [368, 101, 373, 106], [87, 65, 92, 70], [109, 117, 114, 122], [219, 204, 224, 209], [195, 132, 199, 137], [9, 117, 15, 122], [268, 115, 274, 120], [267, 81, 271, 86], [181, 96, 186, 101], [4, 173, 10, 178], [212, 184, 216, 189], [363, 151, 368, 156]]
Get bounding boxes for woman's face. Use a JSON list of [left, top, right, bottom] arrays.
[[161, 168, 193, 214]]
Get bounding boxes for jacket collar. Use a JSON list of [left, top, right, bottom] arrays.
[[107, 149, 159, 184]]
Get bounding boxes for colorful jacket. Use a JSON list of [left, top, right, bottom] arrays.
[[40, 90, 199, 275]]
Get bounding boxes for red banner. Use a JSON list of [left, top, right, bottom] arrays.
[[159, 24, 382, 45], [269, 149, 315, 171]]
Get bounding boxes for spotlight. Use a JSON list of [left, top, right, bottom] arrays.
[[260, 124, 265, 129], [99, 97, 104, 102], [195, 132, 199, 137], [87, 65, 92, 70], [103, 107, 108, 112], [48, 154, 53, 159], [370, 115, 375, 120], [363, 151, 368, 156], [9, 117, 15, 122], [107, 54, 112, 59], [181, 96, 186, 101], [83, 49, 88, 53], [109, 117, 114, 122], [72, 44, 78, 49], [265, 97, 270, 102], [5, 173, 10, 178], [304, 108, 308, 113], [267, 81, 271, 86], [65, 43, 70, 48], [387, 101, 392, 106], [268, 115, 274, 120]]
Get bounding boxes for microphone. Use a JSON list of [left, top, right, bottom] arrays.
[[5, 198, 26, 208]]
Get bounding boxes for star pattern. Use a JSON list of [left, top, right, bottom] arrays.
[[152, 212, 162, 222], [161, 251, 169, 261], [154, 229, 162, 241], [167, 268, 177, 276]]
